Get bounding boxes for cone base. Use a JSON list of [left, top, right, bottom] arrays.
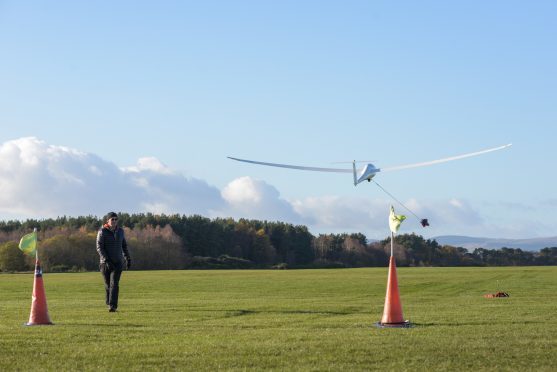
[[375, 321, 412, 328], [25, 322, 54, 326]]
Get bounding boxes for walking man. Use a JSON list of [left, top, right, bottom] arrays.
[[96, 212, 131, 312]]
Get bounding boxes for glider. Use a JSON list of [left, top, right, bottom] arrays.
[[228, 143, 512, 186], [228, 143, 512, 228]]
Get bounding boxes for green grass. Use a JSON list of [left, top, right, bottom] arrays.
[[1, 267, 556, 371]]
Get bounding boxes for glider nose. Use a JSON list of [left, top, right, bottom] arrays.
[[356, 164, 379, 185]]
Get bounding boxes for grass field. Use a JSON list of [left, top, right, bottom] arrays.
[[1, 266, 556, 371]]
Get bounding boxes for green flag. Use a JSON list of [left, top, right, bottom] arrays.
[[389, 206, 406, 233], [19, 231, 37, 258]]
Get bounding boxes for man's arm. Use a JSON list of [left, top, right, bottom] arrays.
[[96, 229, 109, 263], [121, 230, 131, 268]]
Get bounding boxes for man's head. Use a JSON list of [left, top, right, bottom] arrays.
[[105, 212, 118, 228]]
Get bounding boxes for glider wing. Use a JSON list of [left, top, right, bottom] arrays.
[[227, 157, 353, 173], [378, 143, 512, 172]]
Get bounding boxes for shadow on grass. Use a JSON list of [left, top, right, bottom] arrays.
[[410, 320, 549, 328], [59, 323, 149, 328], [187, 308, 364, 321], [195, 308, 357, 317]]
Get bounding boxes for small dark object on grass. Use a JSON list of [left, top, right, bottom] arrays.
[[483, 291, 510, 298]]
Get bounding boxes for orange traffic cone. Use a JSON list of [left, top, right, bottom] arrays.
[[26, 260, 53, 326], [377, 256, 410, 328]]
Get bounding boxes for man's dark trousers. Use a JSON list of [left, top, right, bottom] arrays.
[[101, 262, 123, 309]]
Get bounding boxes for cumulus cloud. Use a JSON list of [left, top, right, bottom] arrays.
[[406, 198, 484, 228], [290, 196, 488, 238], [122, 157, 174, 175], [0, 137, 223, 218], [0, 137, 538, 239], [220, 176, 300, 222], [292, 196, 390, 232]]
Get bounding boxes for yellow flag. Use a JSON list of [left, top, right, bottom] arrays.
[[18, 231, 37, 258], [389, 206, 406, 233]]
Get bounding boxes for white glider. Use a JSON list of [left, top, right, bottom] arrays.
[[228, 143, 512, 186]]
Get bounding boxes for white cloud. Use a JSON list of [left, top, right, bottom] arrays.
[[123, 156, 174, 175], [220, 176, 300, 222], [0, 137, 223, 218], [412, 198, 483, 228], [0, 137, 546, 239], [222, 176, 265, 204], [292, 196, 389, 232], [290, 196, 488, 238]]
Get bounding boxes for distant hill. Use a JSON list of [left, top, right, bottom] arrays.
[[433, 235, 557, 251]]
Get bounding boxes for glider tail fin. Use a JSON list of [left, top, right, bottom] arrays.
[[353, 161, 357, 186]]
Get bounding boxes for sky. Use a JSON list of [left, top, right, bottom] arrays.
[[0, 1, 555, 240]]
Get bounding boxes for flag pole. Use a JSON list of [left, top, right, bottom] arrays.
[[390, 231, 394, 257], [33, 228, 38, 262]]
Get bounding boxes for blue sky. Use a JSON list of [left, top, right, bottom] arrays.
[[0, 1, 555, 240]]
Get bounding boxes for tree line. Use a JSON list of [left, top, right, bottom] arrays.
[[0, 213, 556, 272]]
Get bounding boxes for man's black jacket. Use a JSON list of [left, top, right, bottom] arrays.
[[96, 226, 130, 264]]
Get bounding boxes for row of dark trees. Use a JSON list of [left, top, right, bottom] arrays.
[[0, 213, 556, 272]]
